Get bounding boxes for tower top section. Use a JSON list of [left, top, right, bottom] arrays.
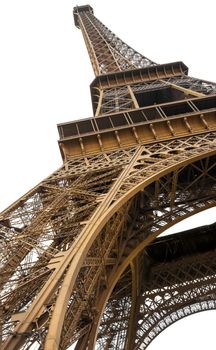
[[73, 4, 155, 76], [73, 5, 93, 28]]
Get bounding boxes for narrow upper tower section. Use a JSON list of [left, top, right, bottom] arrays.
[[73, 5, 155, 75], [56, 5, 216, 161]]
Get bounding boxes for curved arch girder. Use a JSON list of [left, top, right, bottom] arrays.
[[78, 154, 216, 350], [55, 141, 215, 349], [95, 247, 216, 350], [2, 134, 216, 350]]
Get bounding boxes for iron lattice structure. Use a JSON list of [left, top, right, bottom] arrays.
[[1, 5, 216, 350]]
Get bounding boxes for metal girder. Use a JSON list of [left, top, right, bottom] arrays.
[[96, 244, 216, 349], [2, 135, 216, 349], [1, 4, 216, 350], [73, 6, 155, 75]]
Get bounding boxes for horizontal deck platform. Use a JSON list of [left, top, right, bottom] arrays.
[[90, 62, 188, 114], [58, 95, 216, 160]]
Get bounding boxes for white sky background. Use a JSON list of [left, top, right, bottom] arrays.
[[1, 0, 216, 349]]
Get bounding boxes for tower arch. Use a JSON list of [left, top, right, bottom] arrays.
[[1, 4, 216, 350]]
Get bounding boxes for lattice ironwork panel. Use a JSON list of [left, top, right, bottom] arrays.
[[1, 4, 216, 350], [73, 6, 155, 75]]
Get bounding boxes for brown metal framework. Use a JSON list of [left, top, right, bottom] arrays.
[[1, 4, 216, 350]]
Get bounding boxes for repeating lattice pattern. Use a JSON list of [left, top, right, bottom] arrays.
[[1, 133, 216, 349], [1, 4, 216, 350], [96, 245, 216, 349], [74, 7, 155, 75]]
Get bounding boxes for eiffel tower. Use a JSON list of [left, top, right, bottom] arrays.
[[1, 4, 216, 350]]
